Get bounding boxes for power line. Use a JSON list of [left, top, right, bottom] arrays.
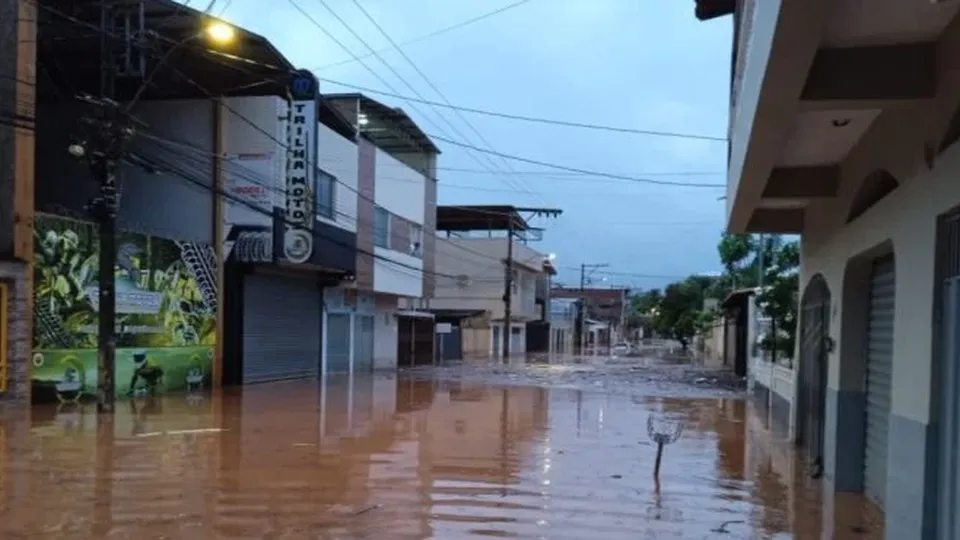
[[131, 143, 462, 281], [433, 166, 723, 177], [140, 124, 721, 234], [424, 131, 725, 188], [134, 122, 555, 273], [289, 0, 541, 205], [346, 0, 546, 204], [569, 268, 702, 280], [316, 76, 728, 142], [24, 4, 525, 277], [311, 0, 535, 71], [26, 6, 719, 274]]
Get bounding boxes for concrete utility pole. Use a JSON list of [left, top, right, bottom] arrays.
[[502, 206, 562, 361], [77, 94, 132, 413], [72, 0, 130, 413], [502, 218, 515, 361], [578, 262, 608, 354]]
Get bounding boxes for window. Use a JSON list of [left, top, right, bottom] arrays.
[[409, 223, 423, 257], [316, 168, 336, 219], [373, 205, 390, 248]]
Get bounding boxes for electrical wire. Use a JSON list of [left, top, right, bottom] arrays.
[[4, 5, 486, 281], [343, 0, 548, 207], [22, 5, 711, 280], [26, 2, 725, 149], [422, 132, 725, 188], [299, 0, 544, 206], [311, 0, 535, 71], [315, 76, 728, 142], [130, 144, 459, 281], [133, 126, 522, 275], [433, 166, 723, 177]]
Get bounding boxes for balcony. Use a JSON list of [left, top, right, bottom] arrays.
[[699, 0, 960, 234]]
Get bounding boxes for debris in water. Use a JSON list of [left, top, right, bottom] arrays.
[[352, 504, 382, 516], [710, 520, 745, 533]]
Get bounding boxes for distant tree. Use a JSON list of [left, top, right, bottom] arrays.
[[651, 276, 717, 351], [756, 239, 800, 362], [715, 233, 800, 362], [625, 289, 663, 337], [632, 289, 663, 315]]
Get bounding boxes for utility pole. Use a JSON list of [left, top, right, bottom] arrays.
[[502, 219, 514, 361], [79, 95, 132, 413], [578, 262, 608, 354], [502, 206, 562, 361], [72, 1, 128, 413]]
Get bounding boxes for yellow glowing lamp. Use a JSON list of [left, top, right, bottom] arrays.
[[205, 21, 236, 44]]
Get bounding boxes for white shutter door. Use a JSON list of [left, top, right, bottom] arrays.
[[863, 256, 895, 506]]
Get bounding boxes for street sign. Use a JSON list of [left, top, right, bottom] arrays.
[[436, 323, 453, 334]]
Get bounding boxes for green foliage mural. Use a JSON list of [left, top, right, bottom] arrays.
[[31, 214, 218, 403]]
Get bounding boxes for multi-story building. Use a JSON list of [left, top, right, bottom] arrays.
[[430, 205, 555, 359], [26, 1, 362, 396], [322, 93, 439, 371], [551, 287, 628, 348], [8, 0, 439, 406], [695, 1, 960, 536]]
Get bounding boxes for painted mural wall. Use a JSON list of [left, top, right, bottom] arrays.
[[31, 213, 217, 403]]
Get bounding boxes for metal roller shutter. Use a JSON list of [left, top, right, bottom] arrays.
[[864, 256, 895, 506], [242, 272, 321, 383], [326, 313, 351, 373], [353, 315, 375, 373]]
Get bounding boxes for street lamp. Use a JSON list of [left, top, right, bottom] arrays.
[[205, 21, 235, 43]]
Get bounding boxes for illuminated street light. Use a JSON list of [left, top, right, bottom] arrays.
[[205, 21, 236, 44]]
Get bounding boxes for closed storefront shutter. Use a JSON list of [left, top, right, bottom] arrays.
[[242, 272, 321, 384], [353, 315, 375, 373], [326, 313, 352, 374], [864, 256, 895, 507]]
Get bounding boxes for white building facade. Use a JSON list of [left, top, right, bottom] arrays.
[[696, 1, 960, 537], [431, 218, 553, 359], [323, 94, 439, 372]]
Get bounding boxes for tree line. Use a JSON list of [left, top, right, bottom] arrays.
[[627, 234, 800, 361]]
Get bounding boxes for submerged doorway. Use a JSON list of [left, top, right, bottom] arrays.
[[797, 274, 831, 477]]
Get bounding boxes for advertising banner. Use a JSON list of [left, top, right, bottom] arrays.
[[223, 150, 279, 264], [31, 214, 217, 403], [283, 69, 319, 264]]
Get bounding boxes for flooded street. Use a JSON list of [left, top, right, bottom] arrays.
[[0, 363, 881, 539]]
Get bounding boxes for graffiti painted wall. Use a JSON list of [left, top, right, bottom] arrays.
[[32, 213, 218, 403]]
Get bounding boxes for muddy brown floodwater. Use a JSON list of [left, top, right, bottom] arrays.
[[0, 366, 882, 539]]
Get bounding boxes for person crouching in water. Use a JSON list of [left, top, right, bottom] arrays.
[[126, 352, 164, 396]]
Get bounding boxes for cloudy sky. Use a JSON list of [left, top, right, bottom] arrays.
[[216, 0, 732, 289]]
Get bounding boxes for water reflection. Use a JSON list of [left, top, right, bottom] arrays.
[[0, 376, 881, 538]]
